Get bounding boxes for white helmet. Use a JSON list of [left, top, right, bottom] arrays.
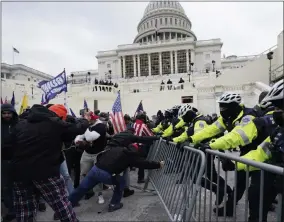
[[172, 105, 181, 110], [178, 104, 198, 118], [217, 92, 242, 104], [262, 79, 283, 103], [259, 100, 272, 109]]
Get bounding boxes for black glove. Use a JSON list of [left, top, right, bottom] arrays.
[[222, 159, 235, 171], [188, 137, 193, 143], [198, 143, 211, 152], [165, 137, 172, 145], [176, 142, 182, 150]]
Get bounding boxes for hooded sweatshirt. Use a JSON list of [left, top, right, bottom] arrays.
[[1, 104, 18, 160], [11, 104, 89, 181]]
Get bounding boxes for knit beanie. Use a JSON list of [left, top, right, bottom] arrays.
[[48, 104, 67, 121]]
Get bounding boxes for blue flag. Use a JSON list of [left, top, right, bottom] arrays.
[[11, 91, 15, 107], [38, 69, 67, 104], [134, 100, 144, 117], [84, 99, 88, 110]]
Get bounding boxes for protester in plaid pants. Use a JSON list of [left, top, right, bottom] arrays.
[[10, 104, 89, 221], [13, 176, 76, 222]]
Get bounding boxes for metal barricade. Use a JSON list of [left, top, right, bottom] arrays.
[[192, 149, 284, 222], [144, 139, 206, 221]]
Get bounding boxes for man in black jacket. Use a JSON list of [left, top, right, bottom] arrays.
[[69, 128, 163, 212], [11, 104, 89, 222], [1, 104, 18, 222]]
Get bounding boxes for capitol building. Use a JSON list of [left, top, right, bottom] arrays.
[[1, 0, 283, 116], [96, 0, 255, 80]]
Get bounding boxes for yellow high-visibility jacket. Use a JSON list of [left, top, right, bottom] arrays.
[[173, 115, 208, 143], [162, 118, 185, 138], [152, 122, 163, 133], [209, 111, 275, 151], [191, 108, 255, 145], [152, 119, 172, 134], [236, 137, 272, 171]]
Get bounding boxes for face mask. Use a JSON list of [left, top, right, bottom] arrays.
[[273, 110, 284, 127], [182, 111, 196, 123], [220, 110, 231, 120]]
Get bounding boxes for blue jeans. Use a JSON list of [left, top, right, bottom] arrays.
[[69, 166, 125, 205], [60, 160, 74, 195], [1, 161, 15, 215]]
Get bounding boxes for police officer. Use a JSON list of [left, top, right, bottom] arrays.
[[236, 79, 284, 222], [172, 105, 207, 145], [201, 95, 277, 216], [189, 92, 259, 214], [152, 109, 174, 135], [161, 104, 189, 139]]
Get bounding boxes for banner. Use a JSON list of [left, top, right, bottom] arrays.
[[38, 69, 67, 104]]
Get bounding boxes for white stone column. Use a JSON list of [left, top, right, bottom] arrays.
[[175, 33, 178, 39], [159, 52, 162, 75], [151, 35, 154, 42], [122, 56, 126, 78], [148, 53, 152, 76], [186, 49, 190, 73], [170, 51, 174, 74], [175, 51, 178, 74], [137, 54, 141, 77], [163, 32, 166, 40], [133, 55, 137, 77]]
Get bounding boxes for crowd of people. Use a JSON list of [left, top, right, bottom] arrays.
[[1, 79, 283, 222]]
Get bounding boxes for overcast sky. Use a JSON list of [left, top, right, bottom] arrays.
[[2, 1, 283, 76]]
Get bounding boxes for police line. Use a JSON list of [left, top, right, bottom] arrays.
[[143, 139, 284, 222]]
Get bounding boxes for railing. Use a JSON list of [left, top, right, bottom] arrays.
[[143, 140, 284, 222], [221, 45, 277, 64], [144, 139, 206, 221]]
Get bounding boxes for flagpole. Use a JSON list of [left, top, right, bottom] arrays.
[[63, 68, 67, 109]]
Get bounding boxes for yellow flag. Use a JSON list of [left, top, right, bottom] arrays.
[[19, 94, 28, 114]]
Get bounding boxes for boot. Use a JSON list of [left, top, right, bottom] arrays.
[[123, 188, 134, 198], [108, 203, 123, 212]]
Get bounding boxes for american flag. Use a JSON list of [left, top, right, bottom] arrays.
[[134, 100, 144, 118], [110, 91, 126, 134]]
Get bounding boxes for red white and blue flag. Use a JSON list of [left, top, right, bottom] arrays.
[[110, 91, 126, 134]]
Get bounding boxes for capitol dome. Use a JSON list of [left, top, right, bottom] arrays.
[[134, 0, 197, 43]]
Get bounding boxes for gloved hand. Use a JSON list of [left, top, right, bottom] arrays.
[[222, 159, 235, 171], [198, 143, 211, 152], [165, 137, 172, 145], [188, 137, 193, 143], [176, 142, 182, 150]]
